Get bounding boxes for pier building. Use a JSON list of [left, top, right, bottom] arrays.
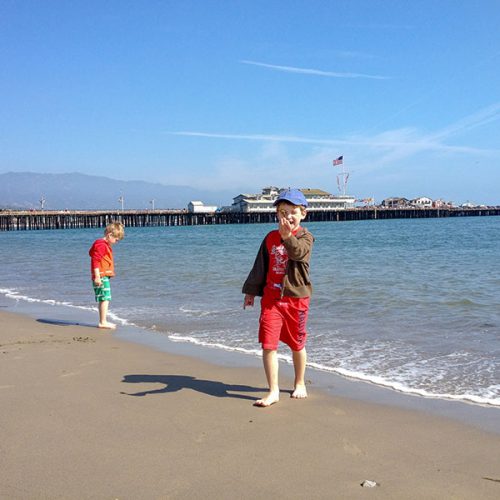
[[187, 201, 218, 213], [230, 187, 356, 212]]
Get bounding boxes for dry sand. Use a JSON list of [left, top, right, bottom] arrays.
[[1, 309, 500, 499]]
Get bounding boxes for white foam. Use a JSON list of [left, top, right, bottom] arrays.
[[0, 288, 134, 327], [178, 305, 237, 317], [2, 286, 498, 408], [165, 333, 500, 408], [168, 333, 263, 357], [306, 361, 500, 407], [179, 306, 212, 317]]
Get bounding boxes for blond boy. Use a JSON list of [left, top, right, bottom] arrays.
[[88, 222, 125, 329]]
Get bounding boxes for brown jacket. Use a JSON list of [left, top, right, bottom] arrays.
[[242, 228, 314, 298]]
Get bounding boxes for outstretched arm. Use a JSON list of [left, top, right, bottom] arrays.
[[242, 237, 269, 297]]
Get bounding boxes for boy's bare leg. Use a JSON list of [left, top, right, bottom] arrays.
[[291, 348, 307, 398], [254, 349, 280, 407], [98, 301, 116, 329]]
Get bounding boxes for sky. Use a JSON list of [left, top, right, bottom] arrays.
[[1, 0, 500, 205]]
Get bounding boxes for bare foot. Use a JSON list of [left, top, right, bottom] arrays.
[[98, 322, 116, 330], [253, 392, 280, 407], [291, 384, 308, 399]]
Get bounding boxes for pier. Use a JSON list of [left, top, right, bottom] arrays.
[[1, 207, 499, 231]]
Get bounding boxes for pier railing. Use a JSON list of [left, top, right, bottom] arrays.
[[0, 207, 499, 231]]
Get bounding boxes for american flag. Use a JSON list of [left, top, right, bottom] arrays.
[[333, 155, 343, 166]]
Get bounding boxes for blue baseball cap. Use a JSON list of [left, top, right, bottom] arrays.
[[273, 188, 308, 207]]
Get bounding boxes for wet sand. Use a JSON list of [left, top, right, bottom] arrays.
[[1, 309, 500, 499]]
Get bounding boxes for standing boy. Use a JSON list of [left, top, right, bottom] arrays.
[[89, 221, 125, 329], [243, 189, 314, 407]]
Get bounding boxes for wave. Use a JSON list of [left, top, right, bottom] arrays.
[[2, 287, 499, 408], [306, 362, 500, 407], [0, 287, 133, 327], [179, 305, 239, 317], [168, 333, 263, 357], [168, 334, 500, 408]]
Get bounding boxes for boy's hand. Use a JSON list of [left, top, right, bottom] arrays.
[[93, 268, 102, 287], [279, 217, 293, 240], [243, 294, 255, 309]]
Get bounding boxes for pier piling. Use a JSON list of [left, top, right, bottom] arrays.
[[0, 207, 499, 231]]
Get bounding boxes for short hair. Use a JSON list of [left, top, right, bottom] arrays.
[[105, 221, 125, 240]]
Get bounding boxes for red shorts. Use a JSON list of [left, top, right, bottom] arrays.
[[259, 294, 310, 351]]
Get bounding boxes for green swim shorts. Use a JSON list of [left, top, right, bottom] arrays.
[[93, 276, 112, 302]]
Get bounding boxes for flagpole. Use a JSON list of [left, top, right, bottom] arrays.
[[332, 155, 346, 196], [342, 159, 346, 196]]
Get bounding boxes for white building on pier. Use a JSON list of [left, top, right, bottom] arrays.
[[230, 187, 355, 213], [188, 201, 218, 213]]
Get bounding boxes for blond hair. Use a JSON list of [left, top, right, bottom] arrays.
[[105, 221, 125, 240]]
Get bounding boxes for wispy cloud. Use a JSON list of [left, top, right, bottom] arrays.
[[172, 129, 492, 156], [170, 101, 500, 190], [367, 102, 500, 165], [173, 131, 343, 146], [333, 50, 375, 59], [427, 101, 500, 142], [168, 100, 500, 200], [240, 60, 389, 80], [173, 101, 500, 157]]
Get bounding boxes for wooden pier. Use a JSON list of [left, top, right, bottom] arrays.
[[0, 207, 499, 231]]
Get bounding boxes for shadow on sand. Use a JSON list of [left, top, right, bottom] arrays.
[[37, 318, 97, 329], [121, 374, 266, 401]]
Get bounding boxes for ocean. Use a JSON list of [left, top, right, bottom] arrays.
[[1, 216, 499, 407]]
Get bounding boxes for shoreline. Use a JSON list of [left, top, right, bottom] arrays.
[[2, 306, 500, 497], [117, 326, 500, 435], [2, 293, 500, 436]]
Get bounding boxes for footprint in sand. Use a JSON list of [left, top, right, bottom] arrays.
[[194, 432, 207, 443], [73, 337, 96, 343], [60, 371, 82, 378], [330, 406, 346, 416], [79, 360, 101, 367], [342, 439, 365, 456]]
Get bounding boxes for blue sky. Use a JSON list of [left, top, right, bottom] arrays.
[[1, 0, 500, 205]]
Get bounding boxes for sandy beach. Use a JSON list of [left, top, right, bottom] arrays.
[[1, 309, 500, 499]]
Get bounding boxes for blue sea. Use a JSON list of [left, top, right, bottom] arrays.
[[1, 216, 499, 407]]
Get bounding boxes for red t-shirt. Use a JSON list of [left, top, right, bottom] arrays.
[[264, 228, 305, 300]]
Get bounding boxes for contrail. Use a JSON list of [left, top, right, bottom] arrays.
[[240, 60, 389, 80]]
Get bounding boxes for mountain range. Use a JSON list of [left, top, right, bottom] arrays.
[[0, 172, 235, 210]]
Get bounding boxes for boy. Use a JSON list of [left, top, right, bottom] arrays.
[[243, 189, 314, 407], [89, 221, 125, 329]]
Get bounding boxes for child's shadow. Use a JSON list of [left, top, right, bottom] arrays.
[[121, 374, 265, 401], [37, 318, 96, 328]]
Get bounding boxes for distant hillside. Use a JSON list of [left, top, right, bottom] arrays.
[[0, 172, 233, 210]]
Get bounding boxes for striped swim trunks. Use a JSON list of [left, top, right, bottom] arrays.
[[93, 276, 112, 302]]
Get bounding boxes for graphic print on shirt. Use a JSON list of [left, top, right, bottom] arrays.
[[271, 243, 288, 276], [264, 229, 300, 297], [267, 241, 288, 295]]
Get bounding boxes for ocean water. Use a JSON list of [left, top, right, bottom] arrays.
[[1, 216, 499, 407]]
